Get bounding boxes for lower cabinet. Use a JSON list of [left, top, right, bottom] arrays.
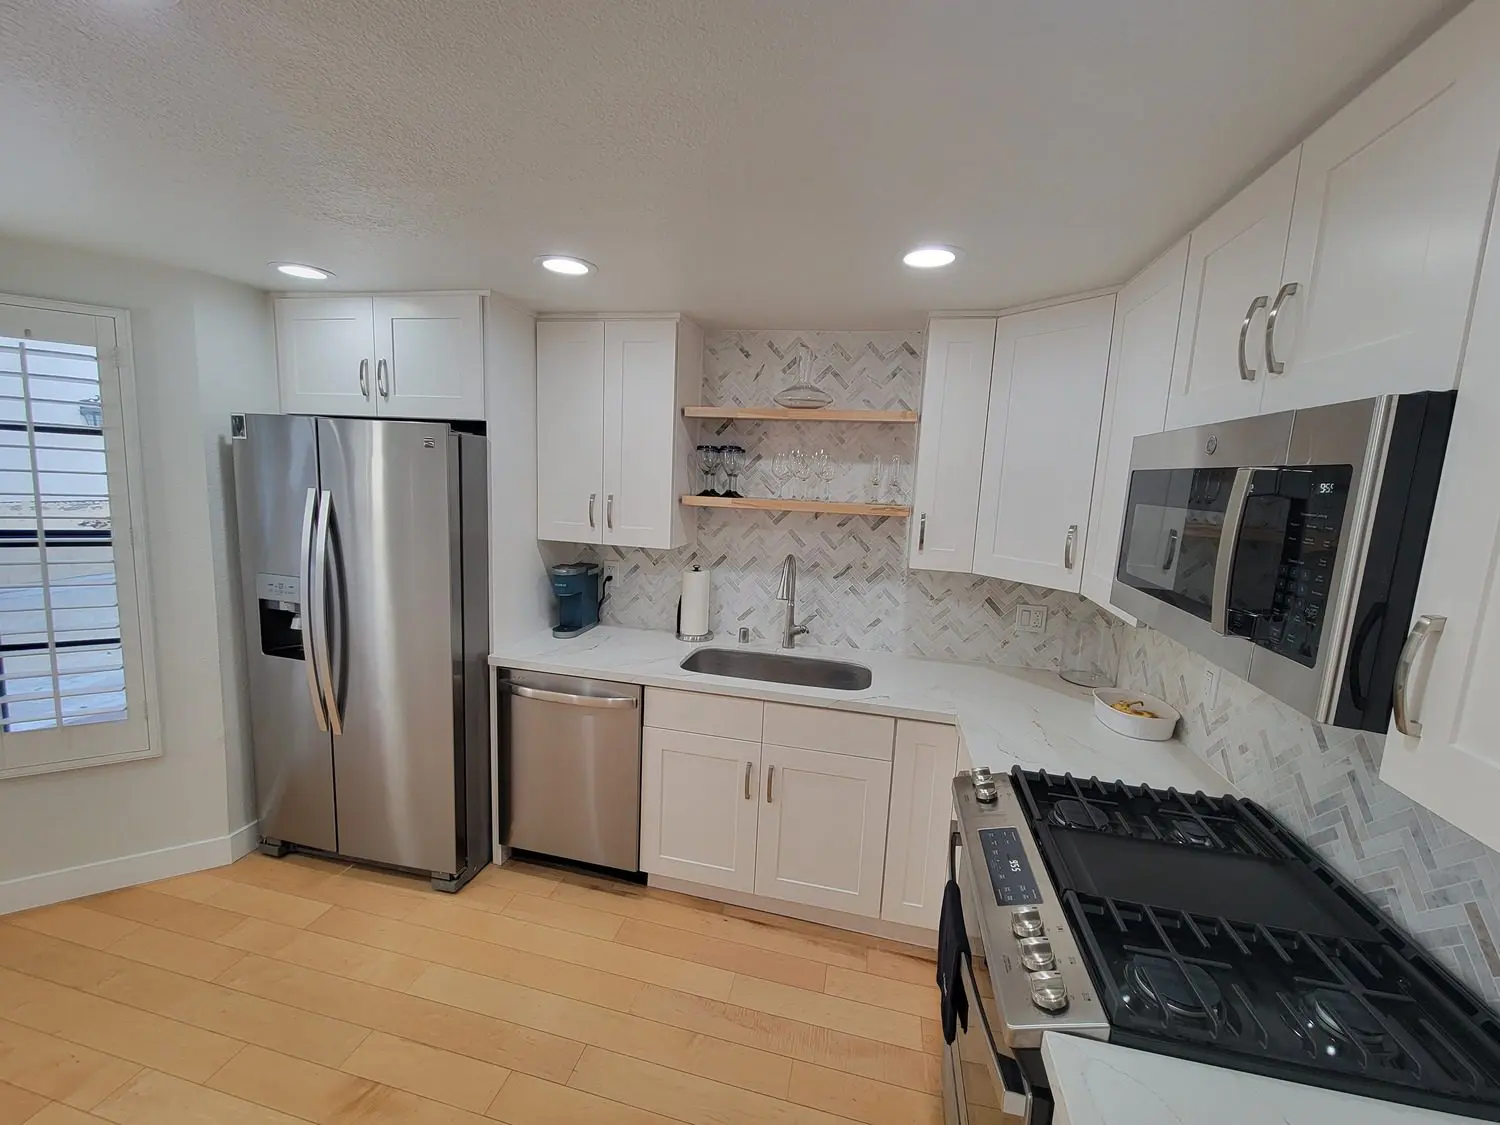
[[753, 743, 892, 917], [640, 689, 957, 929], [640, 726, 760, 893]]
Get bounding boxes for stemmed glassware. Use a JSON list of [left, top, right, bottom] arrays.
[[696, 445, 723, 496], [884, 455, 906, 504], [867, 455, 885, 503], [771, 452, 793, 498], [818, 452, 838, 500], [721, 446, 746, 498], [808, 450, 830, 500]]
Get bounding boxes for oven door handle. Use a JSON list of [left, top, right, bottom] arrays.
[[958, 955, 1033, 1122], [1210, 467, 1255, 636], [948, 819, 960, 882]]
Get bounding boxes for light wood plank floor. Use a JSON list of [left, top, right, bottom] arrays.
[[0, 854, 944, 1125]]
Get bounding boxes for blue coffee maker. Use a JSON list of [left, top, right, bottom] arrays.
[[550, 562, 606, 637]]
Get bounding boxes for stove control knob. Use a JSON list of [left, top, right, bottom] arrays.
[[1010, 907, 1044, 939], [971, 768, 998, 803], [1028, 970, 1069, 1012], [971, 767, 992, 783], [1017, 936, 1055, 972]]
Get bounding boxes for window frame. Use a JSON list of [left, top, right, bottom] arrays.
[[0, 292, 160, 778]]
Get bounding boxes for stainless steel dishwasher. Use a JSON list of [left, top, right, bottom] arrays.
[[499, 670, 643, 871]]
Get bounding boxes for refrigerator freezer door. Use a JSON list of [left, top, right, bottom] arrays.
[[234, 414, 337, 852], [317, 417, 461, 876]]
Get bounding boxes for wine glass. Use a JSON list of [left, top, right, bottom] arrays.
[[771, 452, 793, 498], [792, 449, 811, 500], [696, 445, 722, 496], [867, 455, 885, 503], [809, 450, 829, 500], [722, 446, 746, 498], [884, 455, 906, 503], [817, 452, 838, 500]]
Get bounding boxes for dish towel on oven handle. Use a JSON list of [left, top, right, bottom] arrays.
[[937, 877, 971, 1044]]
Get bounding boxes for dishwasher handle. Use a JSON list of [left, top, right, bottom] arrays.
[[504, 683, 639, 709]]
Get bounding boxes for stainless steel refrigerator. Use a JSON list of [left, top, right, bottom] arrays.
[[232, 413, 490, 891]]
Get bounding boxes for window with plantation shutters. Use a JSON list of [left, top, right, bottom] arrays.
[[0, 297, 154, 777]]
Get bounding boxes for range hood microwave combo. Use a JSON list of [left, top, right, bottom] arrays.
[[1112, 393, 1455, 731]]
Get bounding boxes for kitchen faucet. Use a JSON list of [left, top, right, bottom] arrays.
[[777, 553, 812, 648]]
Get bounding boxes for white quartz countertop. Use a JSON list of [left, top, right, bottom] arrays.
[[1042, 1032, 1482, 1125], [489, 626, 1230, 792]]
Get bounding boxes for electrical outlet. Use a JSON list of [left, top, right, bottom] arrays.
[[600, 562, 620, 587], [1202, 667, 1219, 709], [1016, 604, 1048, 634]]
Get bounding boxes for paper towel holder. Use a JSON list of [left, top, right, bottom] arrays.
[[676, 564, 714, 643]]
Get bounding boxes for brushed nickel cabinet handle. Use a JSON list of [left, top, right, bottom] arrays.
[[1064, 524, 1078, 570], [376, 358, 390, 399], [1265, 282, 1299, 375], [358, 358, 370, 399], [1393, 614, 1446, 737], [918, 514, 927, 551], [607, 493, 615, 530], [1239, 295, 1269, 381], [588, 493, 596, 529], [744, 761, 753, 800], [766, 765, 775, 804]]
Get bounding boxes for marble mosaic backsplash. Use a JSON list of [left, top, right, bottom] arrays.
[[1119, 625, 1500, 1007], [578, 330, 1116, 668]]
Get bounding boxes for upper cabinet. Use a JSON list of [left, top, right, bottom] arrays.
[[1379, 202, 1500, 855], [535, 316, 699, 550], [275, 294, 485, 421], [1082, 238, 1190, 619], [1168, 2, 1500, 428], [1166, 153, 1298, 429], [909, 318, 996, 573], [972, 295, 1115, 591]]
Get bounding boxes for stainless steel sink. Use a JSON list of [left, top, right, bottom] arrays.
[[679, 648, 872, 691]]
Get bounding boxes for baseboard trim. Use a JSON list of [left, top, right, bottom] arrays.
[[649, 874, 937, 949], [0, 821, 260, 915]]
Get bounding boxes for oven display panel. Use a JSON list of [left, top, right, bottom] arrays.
[[978, 827, 1042, 906]]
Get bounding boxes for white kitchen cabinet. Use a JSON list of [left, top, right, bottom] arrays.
[[275, 293, 486, 420], [535, 316, 699, 549], [1166, 151, 1298, 429], [536, 320, 606, 544], [274, 297, 378, 417], [1261, 3, 1500, 414], [1082, 238, 1190, 620], [881, 720, 959, 930], [754, 743, 892, 918], [972, 295, 1115, 591], [910, 318, 996, 573], [641, 726, 761, 893], [1379, 206, 1500, 855], [374, 294, 486, 420]]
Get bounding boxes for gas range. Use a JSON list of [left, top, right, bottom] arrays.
[[949, 766, 1500, 1121]]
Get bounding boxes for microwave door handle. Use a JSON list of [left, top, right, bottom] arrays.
[[1210, 468, 1255, 635]]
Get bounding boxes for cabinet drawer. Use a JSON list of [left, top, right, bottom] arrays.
[[645, 688, 763, 741], [762, 703, 894, 761]]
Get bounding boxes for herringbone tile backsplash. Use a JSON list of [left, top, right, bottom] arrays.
[[581, 330, 1115, 667], [1120, 626, 1500, 1006]]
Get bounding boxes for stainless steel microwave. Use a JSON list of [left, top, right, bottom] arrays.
[[1112, 393, 1454, 730]]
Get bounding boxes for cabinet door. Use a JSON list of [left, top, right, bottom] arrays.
[[274, 297, 376, 416], [1262, 8, 1500, 414], [373, 294, 485, 420], [972, 295, 1115, 591], [603, 320, 680, 549], [1379, 208, 1500, 854], [1166, 151, 1298, 428], [536, 320, 604, 544], [909, 319, 996, 572], [754, 744, 891, 918], [641, 727, 760, 892], [880, 721, 959, 930], [1082, 238, 1190, 619]]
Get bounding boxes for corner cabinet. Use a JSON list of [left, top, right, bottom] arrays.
[[274, 293, 485, 420], [972, 295, 1115, 591], [1082, 238, 1190, 619], [535, 317, 700, 549]]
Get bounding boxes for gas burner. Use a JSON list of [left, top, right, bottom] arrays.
[[1166, 818, 1215, 847], [1124, 955, 1223, 1020], [1307, 990, 1394, 1048], [1048, 798, 1110, 831]]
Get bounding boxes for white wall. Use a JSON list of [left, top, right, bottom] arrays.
[[485, 294, 550, 643], [0, 233, 278, 910]]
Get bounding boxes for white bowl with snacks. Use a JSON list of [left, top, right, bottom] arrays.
[[1093, 689, 1180, 741]]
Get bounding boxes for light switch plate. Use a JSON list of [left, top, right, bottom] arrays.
[[1016, 605, 1048, 634]]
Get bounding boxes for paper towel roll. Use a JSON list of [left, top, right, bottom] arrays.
[[678, 565, 712, 639]]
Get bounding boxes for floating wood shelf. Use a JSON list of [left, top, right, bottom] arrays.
[[683, 406, 918, 423], [680, 495, 911, 518]]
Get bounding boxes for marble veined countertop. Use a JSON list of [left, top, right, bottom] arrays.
[[489, 626, 1230, 793], [1042, 1033, 1481, 1125]]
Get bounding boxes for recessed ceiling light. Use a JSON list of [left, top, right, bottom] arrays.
[[273, 263, 333, 280], [903, 245, 959, 269], [536, 255, 595, 276]]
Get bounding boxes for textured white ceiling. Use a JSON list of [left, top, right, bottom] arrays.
[[0, 0, 1463, 326]]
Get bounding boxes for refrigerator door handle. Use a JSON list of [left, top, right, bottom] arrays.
[[312, 488, 343, 734], [300, 487, 330, 732]]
